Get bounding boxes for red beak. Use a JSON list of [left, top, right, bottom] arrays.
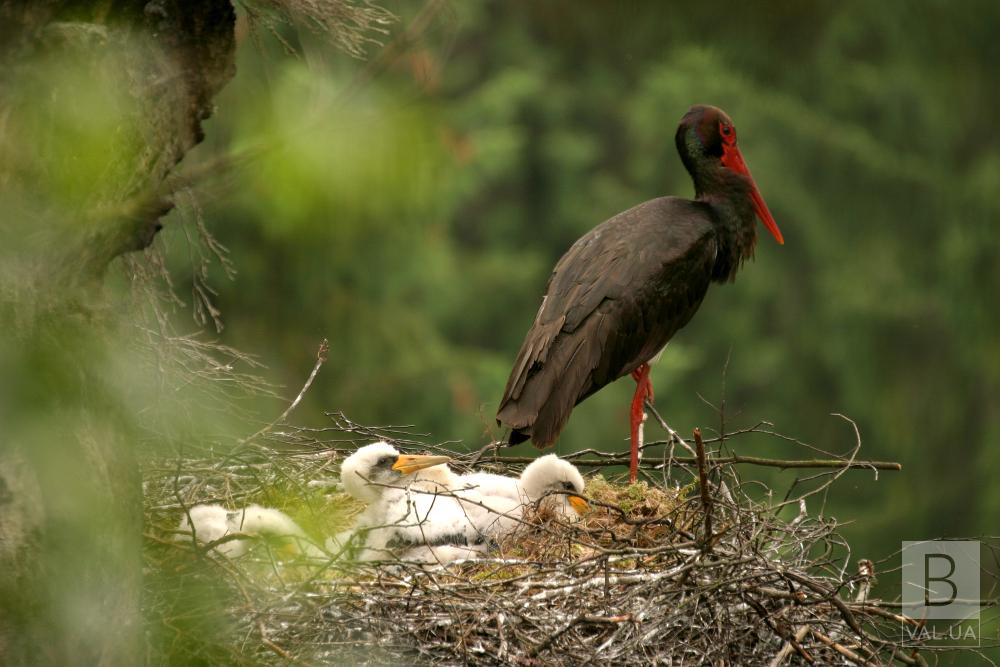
[[721, 143, 784, 245]]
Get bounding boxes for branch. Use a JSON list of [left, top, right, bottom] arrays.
[[241, 339, 329, 445], [811, 629, 877, 666], [476, 454, 902, 471], [644, 399, 696, 456], [768, 624, 811, 667], [694, 428, 713, 545]]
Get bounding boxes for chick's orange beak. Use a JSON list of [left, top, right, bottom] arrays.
[[567, 495, 589, 515], [392, 454, 452, 475]]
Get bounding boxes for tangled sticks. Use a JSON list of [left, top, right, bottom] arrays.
[[311, 418, 918, 665], [143, 414, 954, 666]]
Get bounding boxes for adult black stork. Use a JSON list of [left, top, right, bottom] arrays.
[[496, 104, 783, 482]]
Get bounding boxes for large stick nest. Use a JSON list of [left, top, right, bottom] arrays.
[[143, 413, 932, 666]]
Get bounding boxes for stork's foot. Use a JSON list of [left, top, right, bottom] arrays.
[[629, 363, 654, 483]]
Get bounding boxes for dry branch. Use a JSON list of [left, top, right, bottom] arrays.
[[241, 338, 329, 445], [694, 427, 713, 544], [462, 453, 902, 472]]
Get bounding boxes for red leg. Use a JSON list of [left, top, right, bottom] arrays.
[[629, 363, 654, 483], [630, 364, 654, 402]]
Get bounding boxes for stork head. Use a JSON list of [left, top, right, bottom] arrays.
[[675, 104, 783, 246], [519, 454, 589, 518], [340, 441, 454, 504]]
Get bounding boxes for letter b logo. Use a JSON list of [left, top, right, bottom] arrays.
[[923, 553, 957, 606], [903, 541, 979, 621]]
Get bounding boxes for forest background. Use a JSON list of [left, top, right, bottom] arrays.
[[186, 0, 999, 562], [2, 0, 999, 662]]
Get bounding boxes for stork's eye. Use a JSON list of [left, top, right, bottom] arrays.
[[719, 121, 736, 144], [378, 456, 393, 466], [561, 481, 575, 491], [719, 122, 735, 143]]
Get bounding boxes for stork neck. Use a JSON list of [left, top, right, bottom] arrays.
[[695, 171, 758, 283]]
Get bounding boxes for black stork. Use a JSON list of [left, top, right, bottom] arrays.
[[496, 104, 783, 482]]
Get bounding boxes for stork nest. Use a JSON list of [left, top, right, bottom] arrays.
[[142, 414, 936, 666]]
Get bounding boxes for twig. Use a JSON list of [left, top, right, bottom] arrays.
[[784, 570, 866, 639], [336, 0, 446, 102], [258, 619, 316, 667], [475, 454, 902, 471], [528, 613, 634, 657], [768, 624, 811, 667], [811, 629, 877, 666], [694, 428, 713, 545], [241, 339, 329, 445], [644, 399, 696, 456]]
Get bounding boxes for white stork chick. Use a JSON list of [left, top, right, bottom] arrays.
[[339, 441, 457, 504], [177, 503, 322, 558], [228, 504, 324, 557], [336, 441, 518, 564], [177, 504, 238, 556], [459, 454, 589, 520]]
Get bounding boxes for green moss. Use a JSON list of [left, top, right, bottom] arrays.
[[584, 474, 685, 517]]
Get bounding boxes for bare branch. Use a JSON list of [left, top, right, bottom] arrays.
[[241, 338, 330, 445], [694, 427, 713, 546]]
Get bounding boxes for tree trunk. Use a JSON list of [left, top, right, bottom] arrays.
[[0, 2, 236, 664]]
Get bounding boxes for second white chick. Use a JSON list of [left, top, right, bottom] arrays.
[[458, 454, 589, 519], [177, 503, 322, 558]]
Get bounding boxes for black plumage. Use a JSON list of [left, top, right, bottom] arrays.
[[496, 104, 783, 453]]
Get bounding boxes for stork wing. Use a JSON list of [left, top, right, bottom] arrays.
[[496, 197, 718, 446]]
